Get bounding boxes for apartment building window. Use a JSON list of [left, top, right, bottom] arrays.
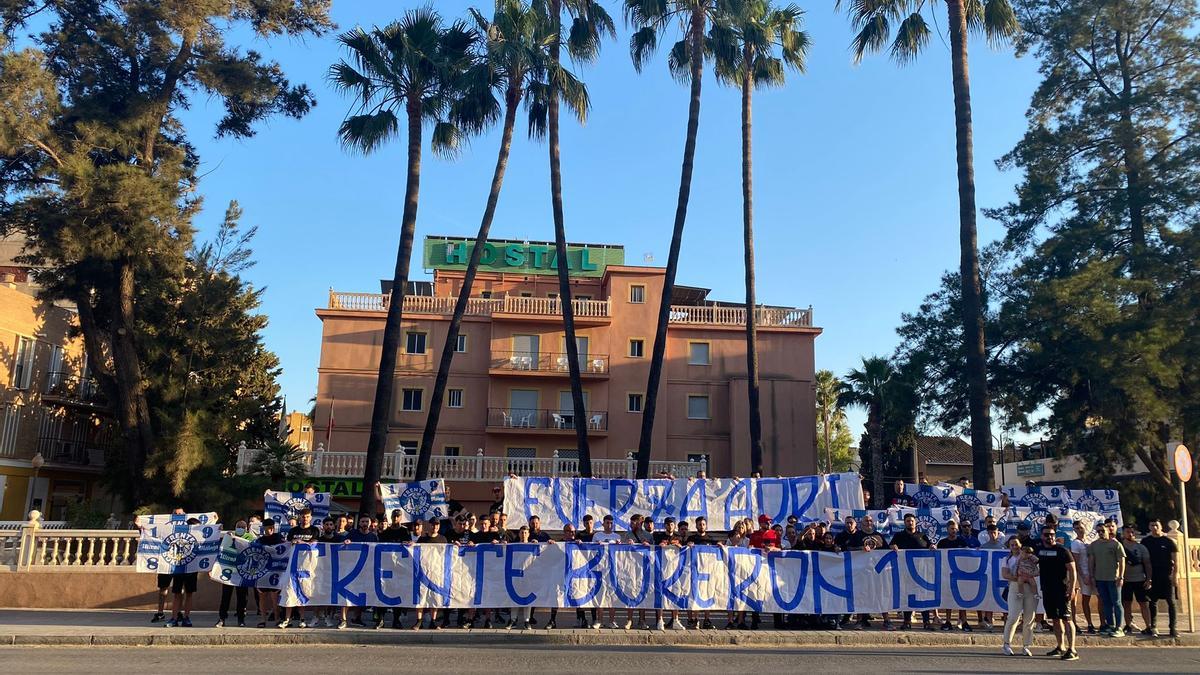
[[519, 291, 533, 297], [687, 341, 711, 365], [0, 404, 21, 457], [627, 393, 644, 413], [628, 338, 644, 358], [301, 425, 311, 433], [398, 440, 418, 455], [454, 334, 467, 353], [629, 284, 645, 303], [447, 388, 464, 408], [443, 446, 461, 457], [506, 447, 536, 474], [687, 395, 710, 420], [405, 332, 427, 355], [12, 337, 34, 389], [481, 290, 493, 299], [45, 345, 63, 392], [401, 388, 423, 412]]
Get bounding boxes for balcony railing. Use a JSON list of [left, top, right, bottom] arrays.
[[42, 372, 108, 406], [499, 296, 610, 318], [490, 351, 609, 375], [667, 305, 812, 327], [235, 443, 705, 482], [486, 408, 607, 431]]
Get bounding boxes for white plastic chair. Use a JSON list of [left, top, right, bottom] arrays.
[[556, 356, 569, 371], [591, 359, 604, 373], [501, 411, 513, 427], [552, 413, 565, 429], [589, 414, 603, 430]]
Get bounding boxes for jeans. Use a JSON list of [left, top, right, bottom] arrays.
[[1096, 580, 1123, 630], [1003, 586, 1037, 648], [218, 585, 248, 621]]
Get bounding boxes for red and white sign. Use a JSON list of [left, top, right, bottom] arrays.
[[1174, 443, 1193, 483]]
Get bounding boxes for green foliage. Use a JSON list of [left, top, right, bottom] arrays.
[[248, 440, 309, 485], [836, 0, 1018, 65], [815, 370, 856, 473], [709, 0, 810, 88], [64, 499, 109, 529]]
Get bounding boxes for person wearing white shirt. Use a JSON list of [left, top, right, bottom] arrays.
[[1071, 521, 1096, 633], [592, 515, 623, 628]]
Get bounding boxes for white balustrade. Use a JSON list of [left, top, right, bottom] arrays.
[[13, 528, 139, 569]]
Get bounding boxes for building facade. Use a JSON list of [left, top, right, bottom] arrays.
[[294, 236, 819, 509], [285, 411, 314, 451], [0, 275, 115, 521]]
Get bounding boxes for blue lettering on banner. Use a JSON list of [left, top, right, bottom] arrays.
[[505, 543, 541, 605], [607, 545, 651, 607], [813, 552, 854, 614], [947, 550, 988, 608], [679, 479, 709, 522], [788, 476, 819, 522], [724, 479, 754, 529], [756, 478, 791, 523], [655, 546, 689, 610], [579, 478, 604, 520], [826, 474, 844, 509], [644, 479, 677, 524], [727, 547, 763, 612], [524, 477, 551, 524], [373, 543, 409, 606], [412, 544, 453, 607], [550, 479, 575, 527], [768, 550, 809, 612], [461, 544, 503, 605], [331, 544, 370, 606], [563, 542, 603, 607], [288, 544, 323, 605], [689, 546, 721, 609], [873, 549, 901, 610], [608, 479, 637, 530], [988, 550, 1009, 609], [904, 550, 942, 609]]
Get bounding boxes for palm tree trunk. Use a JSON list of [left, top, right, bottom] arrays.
[[361, 97, 423, 515], [869, 407, 884, 509], [741, 47, 765, 476], [946, 0, 993, 491], [635, 9, 706, 480], [548, 0, 591, 477], [416, 87, 521, 481]]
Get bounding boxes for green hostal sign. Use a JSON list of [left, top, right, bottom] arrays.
[[285, 478, 365, 498], [423, 237, 624, 278]]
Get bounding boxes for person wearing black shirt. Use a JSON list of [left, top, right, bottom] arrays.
[[281, 510, 321, 629], [572, 516, 600, 628], [835, 516, 866, 551], [488, 484, 505, 516], [1035, 525, 1078, 660], [528, 515, 551, 543], [372, 511, 411, 629], [685, 517, 718, 630], [936, 521, 972, 632], [255, 520, 285, 627], [891, 513, 934, 630], [1142, 520, 1178, 637], [411, 518, 446, 630]]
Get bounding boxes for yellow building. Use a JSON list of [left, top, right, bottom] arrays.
[[285, 411, 314, 451], [0, 273, 116, 521]]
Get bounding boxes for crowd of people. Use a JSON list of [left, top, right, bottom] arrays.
[[144, 483, 1183, 662]]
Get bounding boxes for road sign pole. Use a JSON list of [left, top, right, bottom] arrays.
[[1181, 477, 1194, 634]]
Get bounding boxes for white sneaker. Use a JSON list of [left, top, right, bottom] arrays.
[[337, 620, 347, 630], [277, 620, 288, 629], [1002, 644, 1013, 656], [297, 620, 308, 629], [671, 619, 685, 631], [982, 620, 994, 630], [655, 619, 666, 631], [607, 622, 619, 630], [591, 621, 601, 630], [622, 620, 632, 630], [1021, 648, 1032, 657]]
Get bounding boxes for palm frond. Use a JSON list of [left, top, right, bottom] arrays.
[[629, 25, 659, 72], [980, 0, 1019, 47], [550, 62, 591, 124], [890, 12, 931, 65], [337, 111, 400, 154], [431, 120, 466, 159]]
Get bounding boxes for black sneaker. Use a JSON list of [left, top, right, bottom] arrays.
[[545, 620, 556, 630], [151, 612, 164, 623], [1046, 647, 1063, 657], [1140, 627, 1155, 637], [702, 620, 715, 630], [214, 619, 226, 628], [960, 623, 973, 632], [1086, 625, 1097, 634], [1061, 650, 1079, 661], [237, 620, 246, 628], [1170, 629, 1179, 638], [940, 622, 953, 631]]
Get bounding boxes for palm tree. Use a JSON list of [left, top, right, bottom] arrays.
[[330, 8, 480, 514], [248, 441, 309, 485], [415, 1, 589, 481], [534, 0, 614, 478], [839, 357, 893, 508], [625, 0, 722, 480], [814, 369, 845, 473], [710, 0, 809, 476], [836, 0, 1018, 491]]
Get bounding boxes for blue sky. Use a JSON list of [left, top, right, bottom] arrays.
[[174, 1, 1042, 440]]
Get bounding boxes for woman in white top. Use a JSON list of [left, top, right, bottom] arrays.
[[1001, 535, 1036, 655]]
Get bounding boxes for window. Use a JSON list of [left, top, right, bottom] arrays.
[[0, 404, 20, 457], [629, 284, 645, 303], [547, 292, 558, 299], [687, 395, 710, 420], [12, 337, 34, 389], [45, 345, 63, 392], [405, 331, 427, 355], [576, 294, 592, 301], [519, 291, 533, 298], [506, 447, 537, 474], [627, 393, 644, 413], [628, 339, 645, 358], [448, 388, 464, 408], [687, 453, 710, 469], [398, 440, 418, 455], [454, 333, 467, 353], [443, 446, 461, 457], [401, 388, 423, 412], [481, 290, 493, 299], [301, 425, 311, 433], [687, 341, 711, 365]]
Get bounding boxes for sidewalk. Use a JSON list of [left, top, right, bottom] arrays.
[[1, 610, 1196, 648]]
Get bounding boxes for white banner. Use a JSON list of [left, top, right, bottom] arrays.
[[136, 524, 222, 574], [902, 484, 956, 508], [278, 542, 1014, 613], [264, 490, 331, 531], [504, 473, 864, 531], [1002, 484, 1068, 508], [210, 534, 292, 589], [824, 508, 895, 535], [888, 506, 960, 543], [938, 484, 1004, 529], [1065, 489, 1122, 525], [380, 480, 449, 523], [135, 512, 219, 538]]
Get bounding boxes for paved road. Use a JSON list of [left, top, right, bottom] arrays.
[[2, 645, 1197, 673]]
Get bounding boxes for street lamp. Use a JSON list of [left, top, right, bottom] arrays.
[[27, 451, 45, 518]]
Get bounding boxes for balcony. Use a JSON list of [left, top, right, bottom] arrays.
[[667, 305, 812, 328], [328, 291, 609, 321], [489, 351, 609, 378], [42, 372, 109, 409], [235, 443, 705, 481], [485, 408, 608, 434]]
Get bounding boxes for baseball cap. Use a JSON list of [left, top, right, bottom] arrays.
[[758, 514, 772, 525]]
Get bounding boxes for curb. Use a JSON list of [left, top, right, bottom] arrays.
[[2, 628, 1195, 648]]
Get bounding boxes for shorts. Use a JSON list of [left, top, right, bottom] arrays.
[[1042, 590, 1072, 620], [1121, 582, 1148, 603], [1079, 580, 1095, 596], [156, 573, 172, 590], [171, 572, 198, 594]]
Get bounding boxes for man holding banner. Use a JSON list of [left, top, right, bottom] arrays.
[[215, 519, 257, 627]]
